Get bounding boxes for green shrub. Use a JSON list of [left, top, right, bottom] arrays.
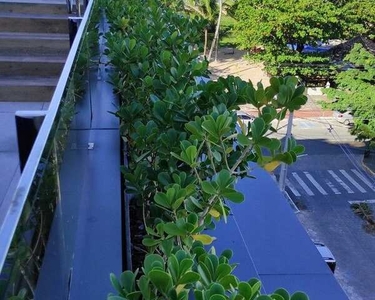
[[104, 0, 309, 299]]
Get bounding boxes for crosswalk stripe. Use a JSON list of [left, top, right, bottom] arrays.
[[286, 178, 301, 197], [324, 179, 341, 194], [328, 170, 354, 194], [339, 170, 366, 193], [304, 171, 328, 195], [351, 169, 375, 192], [292, 172, 314, 196]]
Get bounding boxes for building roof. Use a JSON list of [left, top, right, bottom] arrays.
[[210, 165, 348, 299], [329, 36, 375, 61]]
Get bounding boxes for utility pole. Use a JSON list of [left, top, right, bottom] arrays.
[[279, 111, 294, 191]]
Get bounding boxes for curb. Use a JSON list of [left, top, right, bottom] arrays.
[[362, 158, 375, 176]]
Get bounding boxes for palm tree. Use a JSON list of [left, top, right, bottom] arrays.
[[184, 0, 217, 56], [207, 0, 222, 61]]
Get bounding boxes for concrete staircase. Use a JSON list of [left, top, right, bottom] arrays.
[[0, 0, 70, 102]]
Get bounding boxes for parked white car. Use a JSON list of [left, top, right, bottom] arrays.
[[314, 242, 336, 273], [333, 110, 353, 125]]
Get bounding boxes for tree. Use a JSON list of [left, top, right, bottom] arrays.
[[340, 0, 375, 39], [233, 0, 341, 53], [324, 43, 375, 148], [207, 0, 222, 61], [184, 0, 217, 55]]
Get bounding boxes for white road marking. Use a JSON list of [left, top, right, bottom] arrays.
[[348, 199, 375, 204], [351, 169, 375, 192], [292, 172, 314, 196], [328, 170, 354, 194], [324, 179, 341, 194], [339, 170, 366, 193], [286, 178, 301, 197], [304, 171, 327, 195]]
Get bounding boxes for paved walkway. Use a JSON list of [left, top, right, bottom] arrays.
[[209, 48, 331, 118], [0, 102, 48, 221]]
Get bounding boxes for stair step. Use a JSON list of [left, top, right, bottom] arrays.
[[0, 76, 58, 101], [0, 2, 67, 15], [0, 12, 68, 33], [0, 0, 65, 4], [0, 55, 65, 76], [0, 32, 69, 56]]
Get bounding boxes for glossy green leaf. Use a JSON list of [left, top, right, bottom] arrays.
[[216, 170, 234, 189], [154, 192, 171, 209], [222, 188, 244, 203], [293, 145, 305, 155], [119, 271, 137, 294], [164, 223, 186, 236], [251, 118, 265, 141], [238, 133, 251, 146], [110, 273, 123, 294], [178, 271, 200, 285], [127, 291, 142, 300], [219, 274, 238, 289], [202, 181, 217, 195], [144, 254, 164, 276], [138, 275, 151, 299], [209, 283, 226, 295], [274, 289, 291, 300], [149, 270, 172, 294], [142, 238, 160, 247], [238, 282, 253, 299], [215, 264, 232, 280], [290, 292, 309, 300]]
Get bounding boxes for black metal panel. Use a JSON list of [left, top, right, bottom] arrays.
[[15, 111, 46, 172]]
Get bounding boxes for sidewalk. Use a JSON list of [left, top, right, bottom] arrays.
[[209, 48, 331, 119]]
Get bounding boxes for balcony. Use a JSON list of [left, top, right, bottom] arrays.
[[0, 1, 348, 299]]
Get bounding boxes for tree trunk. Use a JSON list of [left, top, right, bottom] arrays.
[[296, 43, 304, 53], [204, 28, 208, 56], [214, 31, 219, 61], [208, 0, 222, 61]]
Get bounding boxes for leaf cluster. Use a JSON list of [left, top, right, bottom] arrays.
[[109, 244, 308, 300], [323, 44, 375, 143]]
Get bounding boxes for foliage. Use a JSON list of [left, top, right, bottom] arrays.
[[233, 0, 341, 53], [184, 0, 218, 23], [219, 15, 237, 47], [323, 44, 375, 145], [230, 0, 374, 83], [253, 51, 336, 85], [105, 0, 309, 299], [109, 245, 309, 300], [340, 1, 375, 39], [350, 203, 375, 234]]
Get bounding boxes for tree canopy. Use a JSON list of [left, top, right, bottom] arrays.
[[340, 0, 375, 39], [233, 0, 341, 53], [230, 0, 375, 83], [324, 43, 375, 144]]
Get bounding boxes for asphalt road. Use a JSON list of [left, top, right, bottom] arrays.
[[274, 117, 375, 300]]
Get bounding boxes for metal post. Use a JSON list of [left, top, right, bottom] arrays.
[[15, 111, 47, 172], [76, 0, 81, 17], [68, 17, 83, 47], [279, 111, 294, 191]]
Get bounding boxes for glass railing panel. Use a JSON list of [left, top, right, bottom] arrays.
[[0, 0, 98, 298]]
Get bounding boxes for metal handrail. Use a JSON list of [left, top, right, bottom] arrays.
[[0, 0, 94, 272]]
